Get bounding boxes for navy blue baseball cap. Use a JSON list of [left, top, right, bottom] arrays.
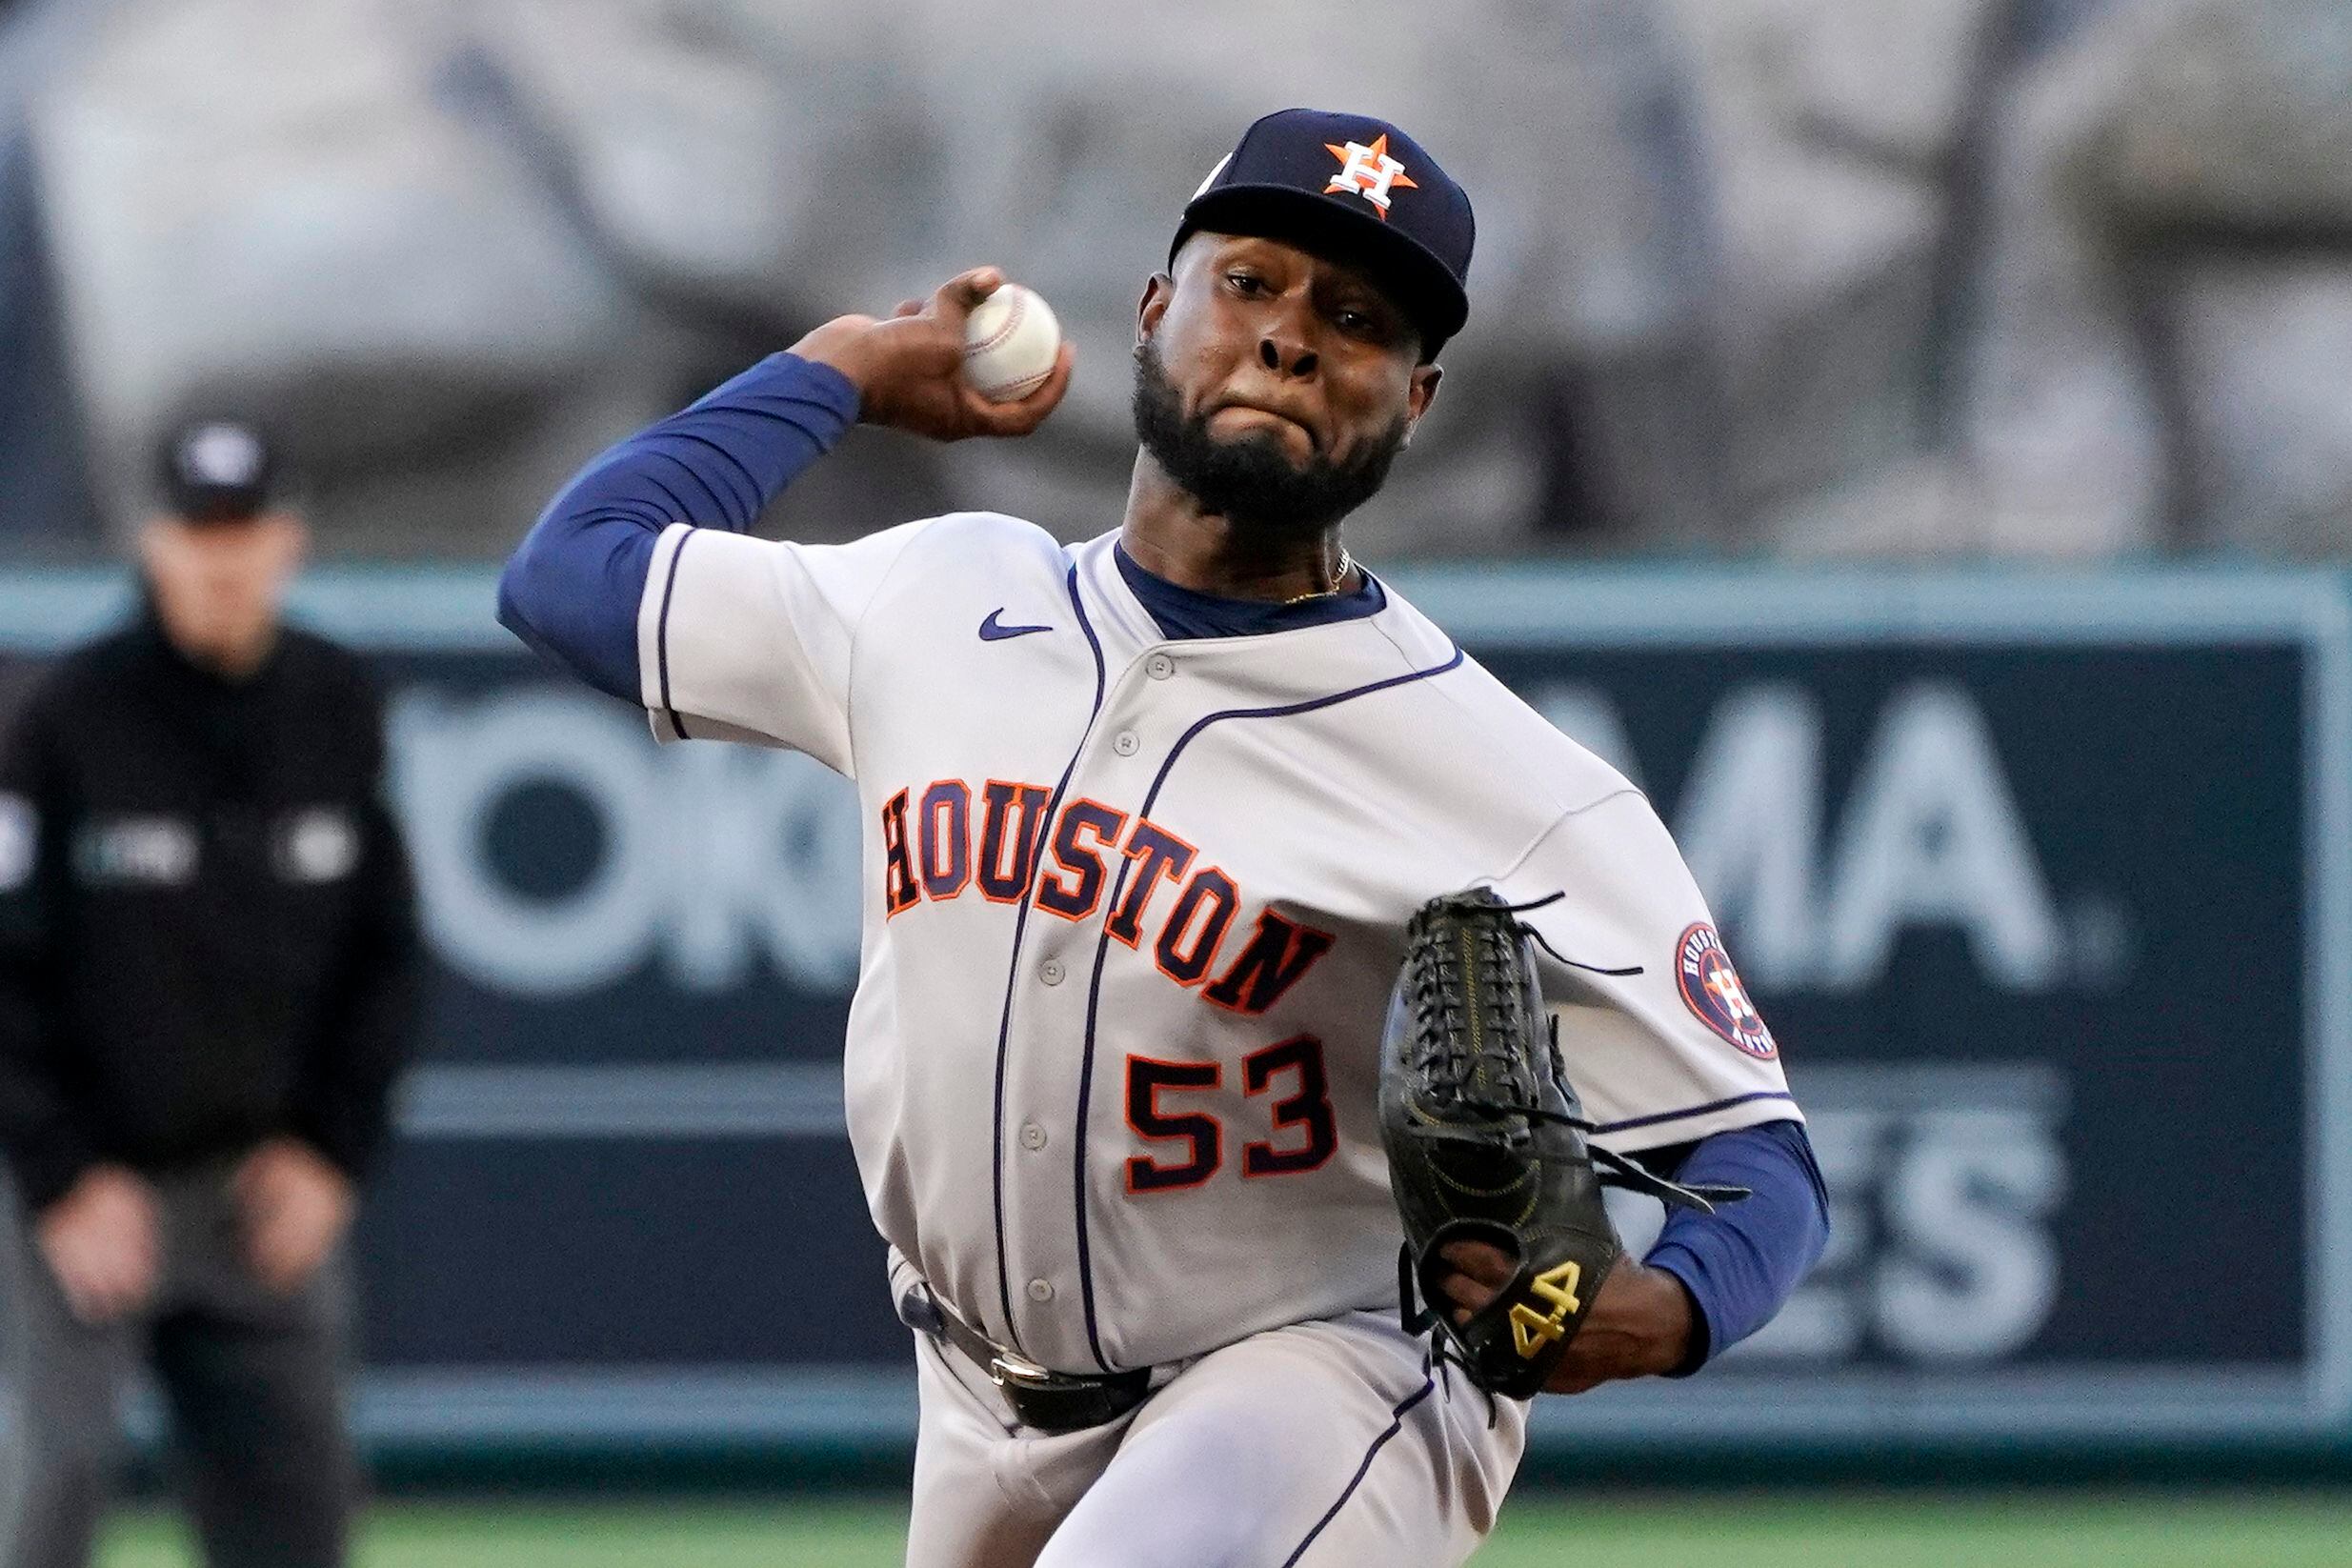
[[156, 416, 278, 524], [1173, 108, 1475, 358]]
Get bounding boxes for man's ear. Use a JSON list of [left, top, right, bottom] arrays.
[[1136, 271, 1175, 350], [258, 512, 309, 587], [133, 515, 174, 574], [1404, 362, 1443, 442]]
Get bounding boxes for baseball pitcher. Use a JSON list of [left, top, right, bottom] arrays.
[[500, 108, 1829, 1568]]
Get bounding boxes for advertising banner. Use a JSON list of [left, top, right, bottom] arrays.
[[1419, 573, 2352, 1445], [1, 568, 2343, 1452]]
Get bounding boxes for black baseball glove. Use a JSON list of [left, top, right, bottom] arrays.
[[1378, 887, 1746, 1398]]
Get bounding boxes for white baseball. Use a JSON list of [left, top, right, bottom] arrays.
[[961, 284, 1061, 403]]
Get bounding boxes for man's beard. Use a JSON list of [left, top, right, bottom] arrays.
[[1132, 340, 1408, 535]]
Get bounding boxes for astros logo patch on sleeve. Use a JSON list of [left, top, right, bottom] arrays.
[[1676, 923, 1776, 1059]]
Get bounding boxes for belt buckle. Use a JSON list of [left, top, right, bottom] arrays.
[[988, 1357, 1124, 1434], [988, 1350, 1061, 1392]]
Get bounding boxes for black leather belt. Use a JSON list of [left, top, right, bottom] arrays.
[[899, 1285, 1151, 1434]]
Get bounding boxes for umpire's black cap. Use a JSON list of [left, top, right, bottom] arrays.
[[156, 416, 279, 524], [1173, 108, 1475, 359]]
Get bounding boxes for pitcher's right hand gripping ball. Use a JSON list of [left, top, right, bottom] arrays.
[[792, 270, 1074, 443], [1379, 888, 1749, 1397], [961, 284, 1062, 402]]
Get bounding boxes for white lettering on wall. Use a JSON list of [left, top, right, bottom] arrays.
[[1673, 684, 1824, 989], [1819, 684, 2062, 991], [1538, 678, 2074, 994], [390, 690, 861, 995], [1729, 1068, 2070, 1367]]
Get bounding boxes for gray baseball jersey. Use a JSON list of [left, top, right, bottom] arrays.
[[635, 512, 1798, 1377]]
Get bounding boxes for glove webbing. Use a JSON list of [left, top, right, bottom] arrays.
[[1410, 891, 1748, 1215]]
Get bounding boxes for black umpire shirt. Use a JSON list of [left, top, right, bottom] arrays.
[[0, 601, 421, 1214]]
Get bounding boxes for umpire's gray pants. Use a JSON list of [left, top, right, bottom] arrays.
[[0, 1166, 355, 1568]]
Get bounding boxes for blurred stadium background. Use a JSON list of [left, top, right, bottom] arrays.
[[2, 0, 2349, 1562]]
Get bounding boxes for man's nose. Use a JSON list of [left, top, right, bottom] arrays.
[[1258, 331, 1317, 379]]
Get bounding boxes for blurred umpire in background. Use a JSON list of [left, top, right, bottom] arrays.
[[0, 419, 420, 1568]]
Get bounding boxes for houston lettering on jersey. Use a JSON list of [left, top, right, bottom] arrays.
[[879, 778, 1335, 1015]]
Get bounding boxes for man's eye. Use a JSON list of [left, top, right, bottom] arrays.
[[1227, 272, 1263, 293]]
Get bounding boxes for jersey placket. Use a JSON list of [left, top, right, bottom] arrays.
[[1002, 543, 1432, 1371], [995, 636, 1194, 1373]]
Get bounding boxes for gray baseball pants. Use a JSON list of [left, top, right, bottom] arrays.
[[0, 1166, 355, 1568], [904, 1308, 1526, 1568]]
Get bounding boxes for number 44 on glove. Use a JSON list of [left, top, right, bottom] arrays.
[[1378, 887, 1749, 1398]]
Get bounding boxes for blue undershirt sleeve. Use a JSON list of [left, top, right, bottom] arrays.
[[1640, 1117, 1831, 1375], [496, 352, 861, 702]]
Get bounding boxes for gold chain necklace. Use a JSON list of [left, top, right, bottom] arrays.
[[1281, 546, 1356, 606]]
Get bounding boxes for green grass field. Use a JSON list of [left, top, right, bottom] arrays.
[[94, 1494, 2352, 1568]]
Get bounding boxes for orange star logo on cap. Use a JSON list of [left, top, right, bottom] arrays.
[[1324, 134, 1418, 220]]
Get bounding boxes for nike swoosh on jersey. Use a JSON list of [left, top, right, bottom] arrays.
[[978, 609, 1054, 641]]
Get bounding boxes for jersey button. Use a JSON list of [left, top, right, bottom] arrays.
[[1038, 958, 1066, 986], [1146, 653, 1176, 681], [1027, 1278, 1055, 1302], [1020, 1122, 1048, 1151], [1113, 731, 1140, 756]]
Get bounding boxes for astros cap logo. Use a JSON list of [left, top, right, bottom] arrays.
[[1172, 109, 1476, 352], [1323, 134, 1418, 219]]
